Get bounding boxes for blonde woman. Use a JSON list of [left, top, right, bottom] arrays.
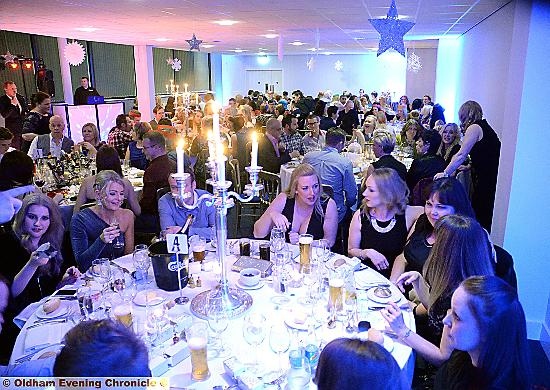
[[75, 123, 105, 158], [348, 168, 423, 278], [254, 163, 338, 247], [436, 123, 461, 165]]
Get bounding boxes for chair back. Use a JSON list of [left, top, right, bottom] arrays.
[[321, 184, 334, 199], [228, 158, 242, 193], [259, 170, 281, 206], [411, 177, 433, 206], [156, 186, 171, 203], [494, 245, 518, 290]]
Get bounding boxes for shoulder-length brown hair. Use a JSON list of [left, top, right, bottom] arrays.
[[81, 123, 100, 146], [360, 168, 408, 216], [13, 192, 64, 276], [285, 163, 325, 218]]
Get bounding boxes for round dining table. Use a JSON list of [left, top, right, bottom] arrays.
[[10, 239, 415, 389]]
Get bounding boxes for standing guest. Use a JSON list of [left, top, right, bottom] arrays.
[[434, 101, 501, 232], [203, 92, 215, 116], [164, 96, 175, 117], [257, 118, 291, 174], [21, 91, 52, 152], [75, 122, 105, 158], [136, 131, 176, 233], [0, 81, 28, 150], [436, 123, 461, 165], [71, 170, 134, 270], [27, 115, 74, 160], [280, 114, 304, 157], [406, 129, 446, 193], [149, 106, 164, 131], [73, 76, 100, 105], [229, 114, 250, 177], [159, 170, 215, 239], [364, 130, 407, 181], [124, 121, 150, 170], [302, 114, 325, 153], [254, 163, 338, 247], [73, 146, 141, 216], [382, 275, 531, 389], [336, 98, 359, 135], [320, 106, 338, 131], [348, 168, 423, 278], [0, 128, 15, 163], [429, 104, 446, 130], [107, 114, 132, 159], [314, 338, 404, 390]]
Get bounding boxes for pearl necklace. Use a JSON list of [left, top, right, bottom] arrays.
[[370, 215, 396, 234]]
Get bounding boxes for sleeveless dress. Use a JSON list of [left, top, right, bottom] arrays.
[[469, 119, 501, 232], [359, 212, 408, 278], [403, 213, 433, 274], [281, 196, 328, 241], [128, 141, 148, 170]]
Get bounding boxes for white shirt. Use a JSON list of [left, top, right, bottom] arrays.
[[28, 134, 64, 160]]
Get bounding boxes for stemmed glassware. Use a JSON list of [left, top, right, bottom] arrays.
[[242, 312, 267, 372], [110, 217, 124, 250], [270, 227, 286, 254], [94, 258, 112, 314], [133, 244, 151, 284], [206, 294, 230, 357], [269, 321, 290, 374], [33, 162, 46, 191], [77, 287, 93, 321]]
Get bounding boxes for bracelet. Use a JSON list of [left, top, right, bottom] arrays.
[[401, 328, 412, 339]]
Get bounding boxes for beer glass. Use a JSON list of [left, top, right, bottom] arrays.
[[299, 234, 313, 274], [113, 303, 133, 327], [187, 322, 210, 381], [328, 270, 344, 312], [191, 236, 207, 262]]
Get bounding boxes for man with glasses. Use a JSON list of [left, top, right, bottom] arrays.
[[302, 114, 325, 153], [280, 114, 304, 157], [136, 131, 176, 233], [258, 118, 291, 174]]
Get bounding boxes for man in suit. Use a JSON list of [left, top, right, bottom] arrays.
[[73, 76, 100, 105], [258, 118, 291, 174], [0, 81, 28, 150], [149, 106, 164, 130]]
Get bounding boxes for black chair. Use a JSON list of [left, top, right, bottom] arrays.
[[258, 170, 281, 209], [411, 177, 433, 206], [494, 245, 518, 290], [228, 158, 262, 231], [156, 186, 171, 203], [322, 183, 347, 254]]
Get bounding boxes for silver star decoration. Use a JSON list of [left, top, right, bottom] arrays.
[[306, 57, 315, 71], [171, 58, 182, 71], [1, 51, 16, 64], [186, 34, 203, 51], [407, 52, 422, 72], [369, 0, 415, 57], [334, 60, 344, 72]]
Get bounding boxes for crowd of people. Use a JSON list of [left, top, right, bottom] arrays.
[[0, 80, 528, 389]]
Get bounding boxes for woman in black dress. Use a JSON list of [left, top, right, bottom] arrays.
[[21, 92, 52, 152], [436, 123, 461, 165], [435, 101, 501, 232]]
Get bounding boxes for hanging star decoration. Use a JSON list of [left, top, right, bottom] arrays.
[[171, 58, 182, 71], [64, 41, 86, 66], [334, 60, 344, 72], [1, 51, 16, 65], [306, 57, 315, 71], [407, 52, 422, 72], [186, 34, 203, 51], [369, 0, 415, 57]]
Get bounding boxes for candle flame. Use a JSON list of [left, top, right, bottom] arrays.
[[177, 138, 184, 150]]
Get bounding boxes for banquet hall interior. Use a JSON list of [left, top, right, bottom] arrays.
[[0, 0, 549, 387]]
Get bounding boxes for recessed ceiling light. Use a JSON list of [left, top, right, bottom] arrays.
[[354, 37, 365, 40], [154, 38, 170, 42], [161, 10, 176, 15], [307, 48, 323, 52], [75, 27, 98, 32], [213, 20, 239, 26], [322, 51, 334, 55], [260, 34, 279, 39], [289, 41, 306, 46], [202, 44, 215, 48], [230, 49, 247, 53]]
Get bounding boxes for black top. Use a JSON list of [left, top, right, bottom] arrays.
[[74, 86, 100, 105], [336, 109, 359, 135], [403, 213, 433, 274], [359, 212, 408, 279], [469, 119, 501, 232], [281, 196, 328, 241], [439, 143, 461, 166], [319, 116, 337, 131], [372, 155, 407, 182], [406, 154, 446, 192]]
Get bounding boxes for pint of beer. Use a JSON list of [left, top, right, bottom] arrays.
[[187, 323, 210, 381], [328, 277, 344, 312], [299, 234, 313, 274], [113, 304, 133, 327], [191, 237, 207, 262]]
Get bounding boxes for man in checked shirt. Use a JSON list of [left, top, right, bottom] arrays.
[[107, 113, 133, 158]]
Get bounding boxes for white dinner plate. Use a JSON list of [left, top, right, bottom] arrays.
[[366, 287, 401, 304], [35, 301, 69, 319], [235, 280, 265, 290], [284, 316, 322, 331], [133, 290, 168, 306], [31, 344, 63, 360]]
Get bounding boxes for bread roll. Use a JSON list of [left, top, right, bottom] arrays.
[[43, 298, 61, 314], [367, 328, 384, 345], [333, 258, 346, 268]]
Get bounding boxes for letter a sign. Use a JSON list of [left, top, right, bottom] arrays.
[[166, 234, 189, 254]]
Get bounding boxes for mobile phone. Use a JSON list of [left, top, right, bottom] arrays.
[[51, 289, 77, 299]]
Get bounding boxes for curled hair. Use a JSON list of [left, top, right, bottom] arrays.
[[437, 123, 460, 161], [96, 146, 122, 176], [314, 338, 403, 390], [81, 123, 100, 146], [372, 130, 395, 154], [361, 168, 409, 216], [285, 163, 325, 218], [13, 193, 64, 276], [423, 215, 494, 311], [401, 119, 422, 144], [458, 100, 483, 130]]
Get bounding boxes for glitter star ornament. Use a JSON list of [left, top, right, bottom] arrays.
[[369, 0, 415, 57], [64, 41, 86, 66], [186, 34, 203, 51], [407, 52, 422, 72], [1, 51, 16, 64], [171, 58, 182, 71], [334, 60, 344, 72], [306, 57, 315, 71]]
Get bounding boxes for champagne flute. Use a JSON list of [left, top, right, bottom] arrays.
[[242, 313, 267, 372], [110, 217, 124, 249], [206, 295, 229, 357], [269, 322, 290, 374]]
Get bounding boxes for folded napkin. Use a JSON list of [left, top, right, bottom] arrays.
[[354, 268, 389, 289], [13, 297, 49, 328], [24, 323, 71, 353]]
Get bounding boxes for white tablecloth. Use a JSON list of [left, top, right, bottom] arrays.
[[11, 241, 414, 389]]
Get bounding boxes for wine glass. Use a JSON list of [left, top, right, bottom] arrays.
[[269, 322, 290, 374], [133, 245, 151, 284], [315, 239, 330, 263], [206, 295, 230, 357], [110, 217, 124, 250], [33, 163, 46, 191], [112, 267, 126, 298], [242, 312, 267, 372], [77, 287, 93, 321]]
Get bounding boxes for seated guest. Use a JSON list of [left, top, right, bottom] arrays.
[[73, 146, 141, 215], [229, 114, 251, 175], [375, 111, 388, 129], [149, 105, 164, 131], [189, 116, 212, 190], [320, 105, 338, 131], [302, 114, 325, 154], [336, 98, 359, 135], [107, 114, 132, 159], [382, 275, 531, 389], [27, 115, 74, 160], [71, 170, 134, 270], [21, 92, 52, 151], [254, 163, 338, 247], [400, 119, 422, 152], [74, 122, 105, 158], [54, 319, 151, 377], [429, 103, 446, 130], [136, 131, 176, 233], [406, 129, 446, 193], [0, 151, 34, 191], [128, 109, 141, 127], [314, 338, 404, 390], [0, 127, 15, 163], [393, 215, 494, 344], [362, 114, 377, 140], [365, 130, 406, 181], [124, 121, 151, 170], [257, 118, 291, 174], [348, 168, 423, 278], [436, 123, 461, 165], [280, 114, 304, 157], [159, 170, 215, 239], [303, 127, 357, 226]]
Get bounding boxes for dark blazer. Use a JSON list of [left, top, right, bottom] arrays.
[[0, 93, 28, 149], [257, 134, 291, 174]]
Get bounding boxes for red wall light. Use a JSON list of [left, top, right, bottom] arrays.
[[8, 61, 19, 70], [23, 59, 34, 70]]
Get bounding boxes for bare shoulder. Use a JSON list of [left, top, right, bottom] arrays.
[[118, 209, 135, 223], [405, 206, 424, 229]]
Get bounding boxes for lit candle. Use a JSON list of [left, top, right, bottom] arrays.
[[251, 132, 258, 168], [176, 138, 185, 174], [213, 106, 221, 142], [184, 83, 188, 93], [217, 145, 225, 183], [207, 131, 215, 160], [176, 85, 180, 92], [165, 84, 169, 93]]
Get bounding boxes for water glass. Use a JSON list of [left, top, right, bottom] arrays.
[[243, 313, 267, 371], [187, 322, 211, 381], [270, 227, 286, 253], [269, 321, 290, 373], [206, 294, 230, 357], [133, 245, 151, 283]]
